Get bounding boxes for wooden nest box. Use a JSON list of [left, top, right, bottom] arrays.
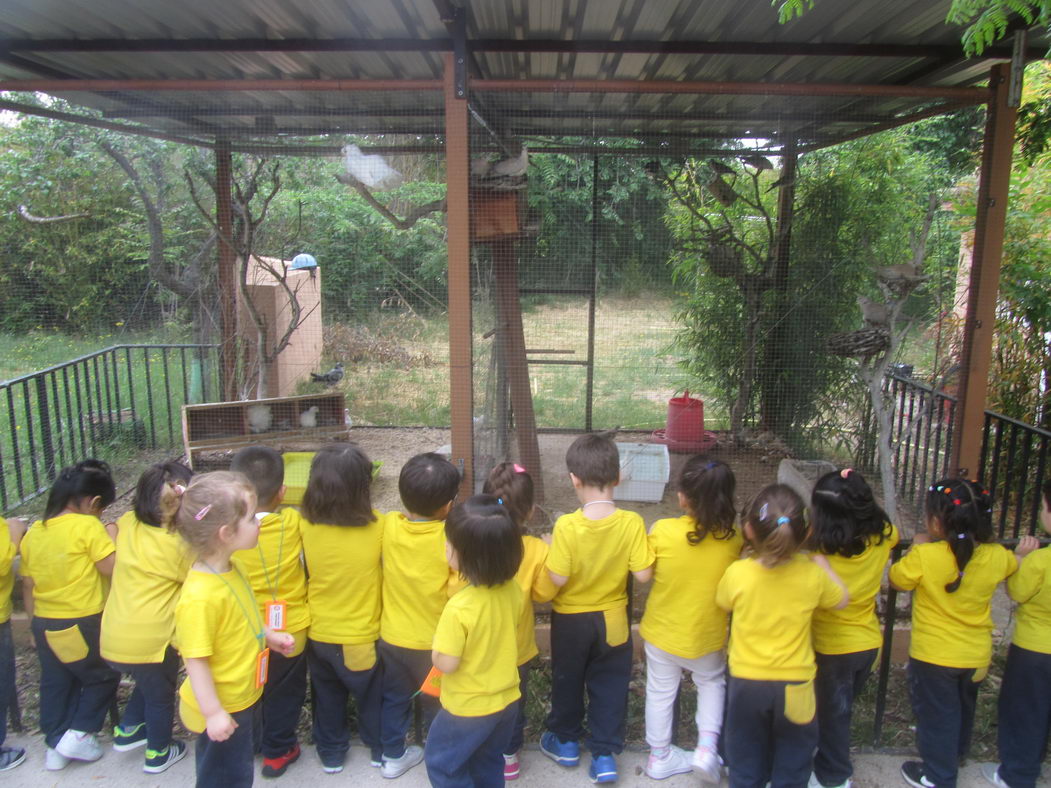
[[472, 190, 524, 241]]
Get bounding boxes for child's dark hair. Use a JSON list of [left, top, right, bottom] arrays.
[[926, 478, 994, 593], [743, 484, 807, 568], [810, 468, 892, 558], [302, 443, 376, 527], [445, 494, 524, 587], [133, 461, 193, 528], [44, 459, 116, 522], [230, 445, 285, 506], [679, 456, 736, 544], [566, 433, 620, 488], [166, 471, 255, 555], [398, 452, 460, 518], [482, 462, 534, 532], [1042, 478, 1051, 514]]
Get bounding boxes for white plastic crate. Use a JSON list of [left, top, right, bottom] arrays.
[[614, 442, 670, 503]]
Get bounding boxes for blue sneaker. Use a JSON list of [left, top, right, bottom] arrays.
[[589, 754, 618, 784], [540, 732, 580, 767]]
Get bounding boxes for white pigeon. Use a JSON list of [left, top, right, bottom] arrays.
[[342, 144, 403, 190], [488, 145, 529, 178], [247, 404, 272, 434], [299, 405, 320, 429]]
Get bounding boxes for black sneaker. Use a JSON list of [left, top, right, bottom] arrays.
[[112, 722, 148, 752], [143, 741, 188, 774], [901, 761, 937, 788], [0, 747, 26, 772]]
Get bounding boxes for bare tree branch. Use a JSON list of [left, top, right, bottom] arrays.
[[336, 172, 446, 230], [16, 205, 89, 224]]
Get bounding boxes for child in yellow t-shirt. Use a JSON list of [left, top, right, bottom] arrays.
[[378, 452, 462, 779], [229, 446, 309, 778], [541, 434, 654, 784], [890, 478, 1017, 788], [297, 443, 385, 774], [171, 472, 295, 788], [0, 515, 27, 772], [986, 478, 1051, 788], [101, 461, 194, 774], [20, 459, 120, 770], [640, 457, 742, 783], [808, 468, 898, 788], [716, 484, 847, 788], [424, 494, 524, 786], [482, 462, 558, 781]]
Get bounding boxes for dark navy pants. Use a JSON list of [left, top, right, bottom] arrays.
[[31, 613, 120, 748], [813, 649, 877, 787], [907, 658, 981, 788], [425, 703, 517, 788], [724, 676, 817, 788], [377, 639, 438, 759], [259, 646, 308, 758], [194, 704, 256, 788], [504, 661, 531, 756], [308, 640, 383, 764], [545, 610, 632, 756], [0, 620, 14, 747], [108, 646, 180, 753], [997, 644, 1051, 788]]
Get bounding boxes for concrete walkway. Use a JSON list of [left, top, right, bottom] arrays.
[[1, 734, 1047, 788]]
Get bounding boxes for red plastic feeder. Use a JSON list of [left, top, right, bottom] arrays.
[[651, 390, 717, 453]]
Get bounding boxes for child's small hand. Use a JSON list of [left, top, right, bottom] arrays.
[[266, 631, 296, 657], [540, 532, 553, 545], [1016, 535, 1040, 558], [205, 710, 237, 741]]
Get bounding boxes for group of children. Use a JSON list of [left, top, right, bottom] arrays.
[[0, 432, 1049, 788]]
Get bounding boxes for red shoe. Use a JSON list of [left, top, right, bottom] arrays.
[[262, 744, 301, 778], [504, 752, 520, 781]]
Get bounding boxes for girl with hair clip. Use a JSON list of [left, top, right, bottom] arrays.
[[101, 461, 194, 774], [424, 494, 524, 788], [639, 457, 742, 783], [20, 459, 121, 770], [889, 478, 1018, 788], [715, 484, 848, 788], [808, 468, 898, 788], [482, 462, 558, 781], [296, 443, 385, 774], [170, 471, 295, 788]]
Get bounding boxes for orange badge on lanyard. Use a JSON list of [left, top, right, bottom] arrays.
[[255, 648, 271, 688]]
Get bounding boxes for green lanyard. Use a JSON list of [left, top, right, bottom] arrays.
[[199, 561, 266, 650], [255, 514, 285, 602]]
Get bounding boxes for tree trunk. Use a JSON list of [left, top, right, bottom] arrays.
[[731, 294, 761, 444]]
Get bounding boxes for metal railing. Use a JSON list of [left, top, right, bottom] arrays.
[[0, 344, 219, 511]]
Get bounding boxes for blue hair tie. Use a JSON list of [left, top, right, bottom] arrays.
[[776, 516, 790, 526], [497, 497, 504, 506]]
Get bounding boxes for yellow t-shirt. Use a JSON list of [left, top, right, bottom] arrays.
[[812, 524, 900, 655], [20, 513, 115, 618], [640, 517, 743, 659], [432, 580, 522, 717], [380, 512, 461, 650], [234, 509, 310, 635], [0, 519, 16, 624], [300, 509, 383, 645], [101, 512, 194, 663], [176, 561, 264, 733], [547, 508, 654, 614], [514, 535, 558, 665], [889, 540, 1016, 668], [716, 553, 844, 681], [1009, 546, 1051, 654]]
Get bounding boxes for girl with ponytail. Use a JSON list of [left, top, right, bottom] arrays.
[[890, 478, 1019, 788]]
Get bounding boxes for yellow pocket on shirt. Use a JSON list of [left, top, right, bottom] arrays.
[[45, 625, 89, 664], [783, 680, 816, 726], [602, 608, 629, 648], [342, 643, 377, 672]]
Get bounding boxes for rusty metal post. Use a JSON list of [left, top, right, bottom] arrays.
[[215, 137, 237, 401], [951, 64, 1016, 478], [445, 52, 474, 496]]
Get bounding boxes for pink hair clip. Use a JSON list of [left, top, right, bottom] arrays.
[[841, 468, 853, 478], [513, 464, 526, 473], [194, 504, 212, 521], [173, 484, 186, 496]]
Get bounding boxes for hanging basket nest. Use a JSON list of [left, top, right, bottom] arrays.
[[827, 328, 890, 358]]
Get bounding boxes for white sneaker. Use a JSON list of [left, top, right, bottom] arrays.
[[45, 747, 71, 771], [808, 773, 853, 788], [55, 729, 103, 762], [645, 745, 693, 779], [980, 763, 1010, 787], [692, 746, 723, 785], [381, 745, 423, 779]]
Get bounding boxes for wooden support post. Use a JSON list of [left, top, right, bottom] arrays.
[[492, 238, 545, 503], [444, 52, 474, 497], [951, 64, 1016, 478], [215, 138, 237, 401]]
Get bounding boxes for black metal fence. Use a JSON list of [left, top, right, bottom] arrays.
[[0, 344, 219, 512]]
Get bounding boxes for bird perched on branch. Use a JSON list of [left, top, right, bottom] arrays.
[[311, 362, 344, 385], [858, 296, 891, 329], [739, 153, 773, 170], [876, 263, 928, 298], [488, 146, 530, 178]]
